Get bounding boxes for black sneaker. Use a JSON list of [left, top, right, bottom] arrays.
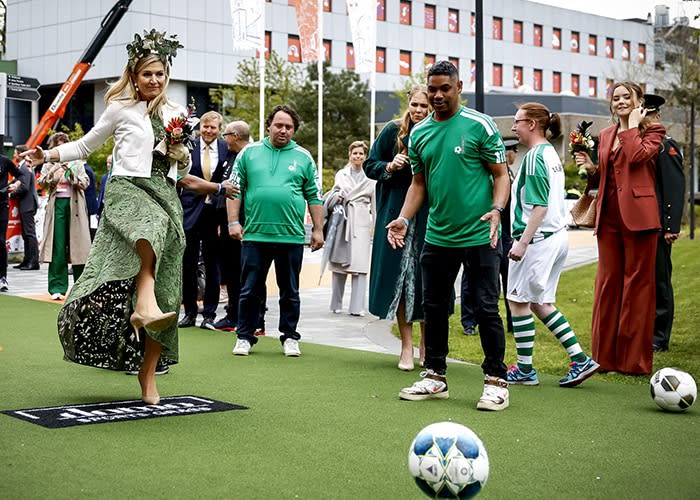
[[177, 314, 197, 328], [200, 316, 217, 330], [212, 316, 237, 332], [463, 325, 477, 336]]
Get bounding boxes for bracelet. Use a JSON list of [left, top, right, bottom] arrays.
[[217, 183, 225, 196], [228, 221, 240, 227], [492, 205, 505, 214], [398, 216, 410, 228]]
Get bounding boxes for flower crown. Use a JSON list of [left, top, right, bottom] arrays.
[[126, 29, 183, 70]]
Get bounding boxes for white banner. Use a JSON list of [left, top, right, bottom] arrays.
[[346, 0, 376, 74], [230, 0, 265, 52]]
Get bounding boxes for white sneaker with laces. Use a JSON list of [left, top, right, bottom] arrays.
[[283, 338, 301, 357], [476, 376, 510, 411], [0, 277, 8, 292], [232, 338, 251, 356], [399, 369, 449, 400]]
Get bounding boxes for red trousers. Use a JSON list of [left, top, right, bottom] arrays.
[[591, 206, 657, 375]]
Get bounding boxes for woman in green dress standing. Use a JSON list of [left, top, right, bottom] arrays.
[[364, 85, 430, 371], [24, 31, 191, 405]]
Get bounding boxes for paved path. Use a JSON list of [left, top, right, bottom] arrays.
[[2, 230, 598, 360]]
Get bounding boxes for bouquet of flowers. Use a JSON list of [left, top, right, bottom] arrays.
[[568, 120, 594, 179], [155, 98, 199, 159]]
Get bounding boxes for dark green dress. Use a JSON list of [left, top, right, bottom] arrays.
[[363, 120, 428, 322], [57, 116, 185, 370]]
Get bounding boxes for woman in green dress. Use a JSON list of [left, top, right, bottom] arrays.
[[364, 85, 431, 371], [24, 31, 191, 405]]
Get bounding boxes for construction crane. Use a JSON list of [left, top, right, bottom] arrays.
[[25, 0, 133, 148]]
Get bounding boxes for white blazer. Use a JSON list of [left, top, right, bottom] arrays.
[[54, 99, 192, 181]]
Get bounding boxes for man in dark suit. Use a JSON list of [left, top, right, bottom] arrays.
[[178, 110, 229, 329], [83, 163, 99, 240], [0, 151, 22, 291], [644, 94, 685, 353], [8, 146, 40, 270]]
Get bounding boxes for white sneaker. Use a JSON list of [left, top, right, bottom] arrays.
[[0, 277, 8, 292], [399, 369, 449, 400], [283, 338, 301, 357], [50, 293, 65, 301], [232, 338, 251, 356], [476, 376, 510, 411]]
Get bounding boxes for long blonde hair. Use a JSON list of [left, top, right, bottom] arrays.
[[396, 84, 429, 153], [104, 53, 171, 117]]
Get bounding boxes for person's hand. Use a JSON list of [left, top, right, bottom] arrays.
[[228, 222, 243, 240], [221, 180, 239, 198], [386, 219, 408, 249], [628, 105, 646, 128], [574, 151, 596, 175], [7, 181, 19, 194], [480, 209, 500, 248], [508, 240, 528, 261], [664, 232, 679, 245], [310, 228, 324, 251], [387, 153, 409, 172], [167, 143, 190, 163], [21, 147, 46, 168]]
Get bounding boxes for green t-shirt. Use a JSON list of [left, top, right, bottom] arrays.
[[408, 106, 506, 247], [230, 137, 322, 244]]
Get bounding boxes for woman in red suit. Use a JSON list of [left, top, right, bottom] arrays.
[[575, 81, 664, 375]]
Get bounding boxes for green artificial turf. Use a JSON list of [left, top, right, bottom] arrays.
[[1, 294, 698, 499]]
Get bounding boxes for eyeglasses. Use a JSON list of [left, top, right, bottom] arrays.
[[222, 132, 237, 137], [513, 119, 531, 125]]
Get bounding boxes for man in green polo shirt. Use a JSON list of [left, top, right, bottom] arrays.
[[227, 105, 324, 357], [387, 61, 511, 411]]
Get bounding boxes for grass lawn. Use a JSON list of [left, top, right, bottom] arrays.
[[1, 284, 699, 499]]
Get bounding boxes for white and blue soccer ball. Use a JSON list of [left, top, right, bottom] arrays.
[[650, 367, 697, 412], [408, 422, 489, 499]]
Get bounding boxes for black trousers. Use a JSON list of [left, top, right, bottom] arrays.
[[182, 205, 220, 317], [19, 209, 39, 265], [653, 236, 674, 349], [421, 241, 507, 378], [0, 203, 8, 277]]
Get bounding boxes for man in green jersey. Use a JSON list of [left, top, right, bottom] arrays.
[[387, 61, 511, 411], [227, 105, 325, 357]]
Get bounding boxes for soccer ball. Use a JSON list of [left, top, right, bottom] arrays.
[[650, 367, 697, 412], [408, 422, 489, 499]]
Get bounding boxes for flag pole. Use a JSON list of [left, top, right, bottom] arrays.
[[258, 3, 266, 141], [317, 0, 324, 183]]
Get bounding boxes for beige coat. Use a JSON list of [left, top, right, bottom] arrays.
[[38, 160, 92, 264], [325, 165, 375, 275]]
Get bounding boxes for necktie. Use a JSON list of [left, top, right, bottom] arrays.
[[202, 144, 212, 181]]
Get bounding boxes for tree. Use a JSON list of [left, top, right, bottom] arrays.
[[210, 51, 304, 138], [290, 62, 370, 176]]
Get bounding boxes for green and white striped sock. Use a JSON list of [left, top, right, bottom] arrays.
[[512, 314, 536, 372], [543, 308, 586, 363]]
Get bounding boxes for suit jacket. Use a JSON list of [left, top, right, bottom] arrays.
[[0, 155, 21, 205], [588, 123, 665, 232], [656, 137, 685, 234], [180, 137, 228, 231], [9, 162, 39, 213]]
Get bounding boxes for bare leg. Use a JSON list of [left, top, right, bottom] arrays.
[[397, 299, 415, 370], [419, 322, 426, 366], [138, 335, 162, 404]]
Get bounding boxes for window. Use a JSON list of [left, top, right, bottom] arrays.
[[449, 57, 459, 70], [553, 71, 561, 93], [638, 43, 646, 64], [400, 50, 411, 75], [493, 17, 503, 40], [470, 60, 476, 83], [552, 28, 561, 50], [470, 12, 476, 36], [533, 69, 543, 91], [424, 53, 436, 69], [346, 43, 355, 69], [424, 4, 436, 29], [287, 35, 301, 63], [588, 34, 597, 55], [606, 78, 614, 98], [605, 37, 614, 58], [257, 31, 271, 59], [448, 9, 459, 33], [513, 20, 523, 44], [323, 39, 332, 62], [622, 40, 630, 61], [513, 66, 523, 88], [571, 74, 580, 96], [323, 0, 331, 12], [400, 1, 411, 25], [376, 47, 386, 73], [589, 76, 597, 97], [534, 24, 542, 47], [570, 31, 579, 52], [377, 0, 385, 21], [492, 63, 502, 87]]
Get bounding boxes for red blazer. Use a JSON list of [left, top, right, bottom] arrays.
[[588, 123, 665, 231]]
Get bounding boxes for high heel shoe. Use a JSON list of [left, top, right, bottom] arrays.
[[137, 371, 160, 405], [129, 311, 177, 342], [398, 359, 415, 371]]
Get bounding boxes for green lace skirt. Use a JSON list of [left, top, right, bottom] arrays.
[[57, 159, 185, 371]]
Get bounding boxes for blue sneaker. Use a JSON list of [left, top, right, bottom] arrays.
[[559, 357, 600, 387], [506, 365, 539, 385]]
